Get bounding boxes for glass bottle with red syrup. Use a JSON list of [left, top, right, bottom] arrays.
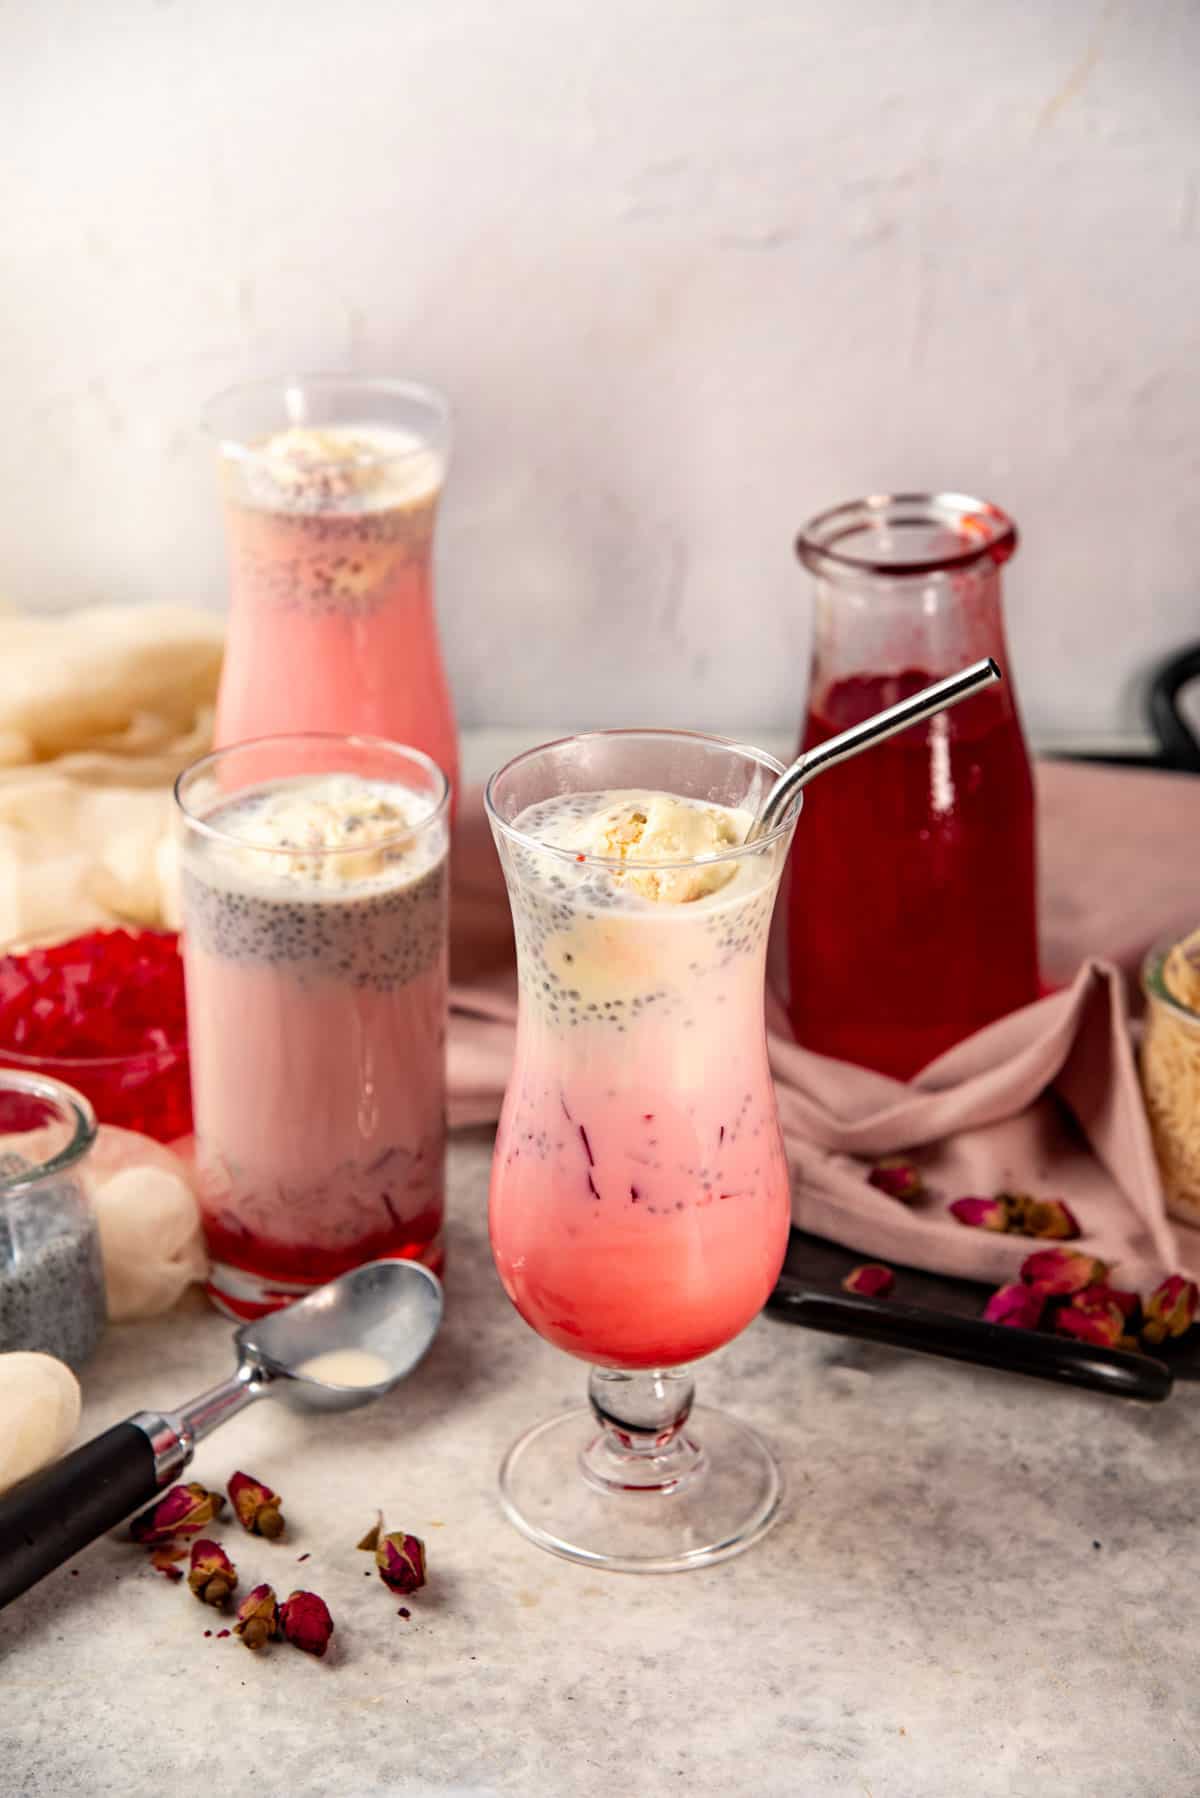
[[786, 492, 1039, 1080]]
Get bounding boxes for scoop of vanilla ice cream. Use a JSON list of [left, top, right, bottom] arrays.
[[257, 426, 390, 503], [219, 776, 431, 887], [567, 790, 746, 903]]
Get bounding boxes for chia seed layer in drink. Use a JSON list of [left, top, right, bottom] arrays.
[[499, 789, 783, 1031], [180, 775, 449, 991], [221, 425, 443, 617]]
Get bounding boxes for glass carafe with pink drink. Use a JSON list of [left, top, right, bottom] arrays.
[[787, 492, 1038, 1080], [205, 376, 458, 798], [486, 730, 799, 1572]]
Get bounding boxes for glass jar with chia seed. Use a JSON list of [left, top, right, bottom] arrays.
[[0, 1071, 106, 1369]]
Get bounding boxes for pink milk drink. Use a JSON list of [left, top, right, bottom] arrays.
[[175, 735, 449, 1320], [485, 729, 799, 1573], [205, 376, 458, 801]]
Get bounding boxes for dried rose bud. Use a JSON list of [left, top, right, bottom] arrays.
[[950, 1197, 1008, 1232], [1088, 1284, 1140, 1324], [1004, 1194, 1081, 1241], [1055, 1296, 1125, 1348], [842, 1263, 895, 1299], [228, 1470, 285, 1540], [1019, 1248, 1108, 1296], [130, 1482, 226, 1546], [867, 1158, 924, 1203], [983, 1282, 1046, 1329], [187, 1538, 238, 1608], [376, 1530, 427, 1597], [233, 1583, 280, 1651], [279, 1589, 335, 1659], [1142, 1274, 1200, 1345]]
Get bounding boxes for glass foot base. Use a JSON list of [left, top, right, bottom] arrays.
[[498, 1404, 783, 1573]]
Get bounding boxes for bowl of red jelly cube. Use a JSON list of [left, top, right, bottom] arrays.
[[0, 928, 191, 1143]]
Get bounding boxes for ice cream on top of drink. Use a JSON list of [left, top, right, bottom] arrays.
[[197, 773, 442, 892], [240, 424, 443, 515], [552, 790, 746, 904]]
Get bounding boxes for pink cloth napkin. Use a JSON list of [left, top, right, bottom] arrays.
[[448, 760, 1200, 1286]]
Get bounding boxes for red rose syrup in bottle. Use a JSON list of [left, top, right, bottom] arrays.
[[786, 493, 1038, 1080]]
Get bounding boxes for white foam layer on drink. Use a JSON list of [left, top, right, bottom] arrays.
[[237, 424, 444, 515], [191, 774, 445, 897]]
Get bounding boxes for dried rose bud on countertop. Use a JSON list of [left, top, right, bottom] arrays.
[[376, 1530, 427, 1598], [233, 1583, 280, 1651], [279, 1590, 334, 1658], [130, 1483, 225, 1546], [188, 1539, 238, 1608], [228, 1470, 285, 1539]]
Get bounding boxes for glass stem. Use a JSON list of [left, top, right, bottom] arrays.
[[582, 1368, 703, 1495]]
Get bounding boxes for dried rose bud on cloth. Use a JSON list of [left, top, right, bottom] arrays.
[[950, 1193, 1079, 1240], [867, 1158, 924, 1203]]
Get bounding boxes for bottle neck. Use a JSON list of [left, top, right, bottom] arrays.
[[807, 563, 1017, 721]]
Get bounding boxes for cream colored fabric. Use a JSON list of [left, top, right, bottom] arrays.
[[0, 606, 223, 940]]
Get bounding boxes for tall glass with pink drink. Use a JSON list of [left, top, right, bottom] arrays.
[[486, 730, 799, 1572], [205, 376, 457, 799], [176, 735, 449, 1320]]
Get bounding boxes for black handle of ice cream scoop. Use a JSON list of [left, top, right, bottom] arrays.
[[767, 1283, 1174, 1402], [0, 1421, 160, 1608]]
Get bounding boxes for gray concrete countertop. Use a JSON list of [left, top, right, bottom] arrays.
[[2, 1131, 1196, 1797]]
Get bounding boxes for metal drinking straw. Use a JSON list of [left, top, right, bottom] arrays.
[[751, 657, 1002, 840]]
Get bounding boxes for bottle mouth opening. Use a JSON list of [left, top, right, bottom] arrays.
[[0, 1070, 97, 1194], [797, 491, 1017, 580]]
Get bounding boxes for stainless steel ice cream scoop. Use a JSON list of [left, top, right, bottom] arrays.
[[0, 1257, 443, 1608]]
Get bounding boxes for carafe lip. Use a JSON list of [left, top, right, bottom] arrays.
[[797, 491, 1017, 580]]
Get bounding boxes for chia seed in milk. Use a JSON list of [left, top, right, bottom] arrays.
[[502, 789, 779, 1031], [0, 1153, 106, 1370]]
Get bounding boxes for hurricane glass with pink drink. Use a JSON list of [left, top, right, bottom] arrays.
[[205, 376, 458, 799], [486, 730, 799, 1571], [176, 735, 449, 1320]]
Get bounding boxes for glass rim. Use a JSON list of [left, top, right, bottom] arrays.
[[1142, 938, 1200, 1031], [174, 732, 452, 858], [484, 728, 797, 874], [0, 1068, 97, 1195], [201, 372, 452, 469], [797, 490, 1018, 579]]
